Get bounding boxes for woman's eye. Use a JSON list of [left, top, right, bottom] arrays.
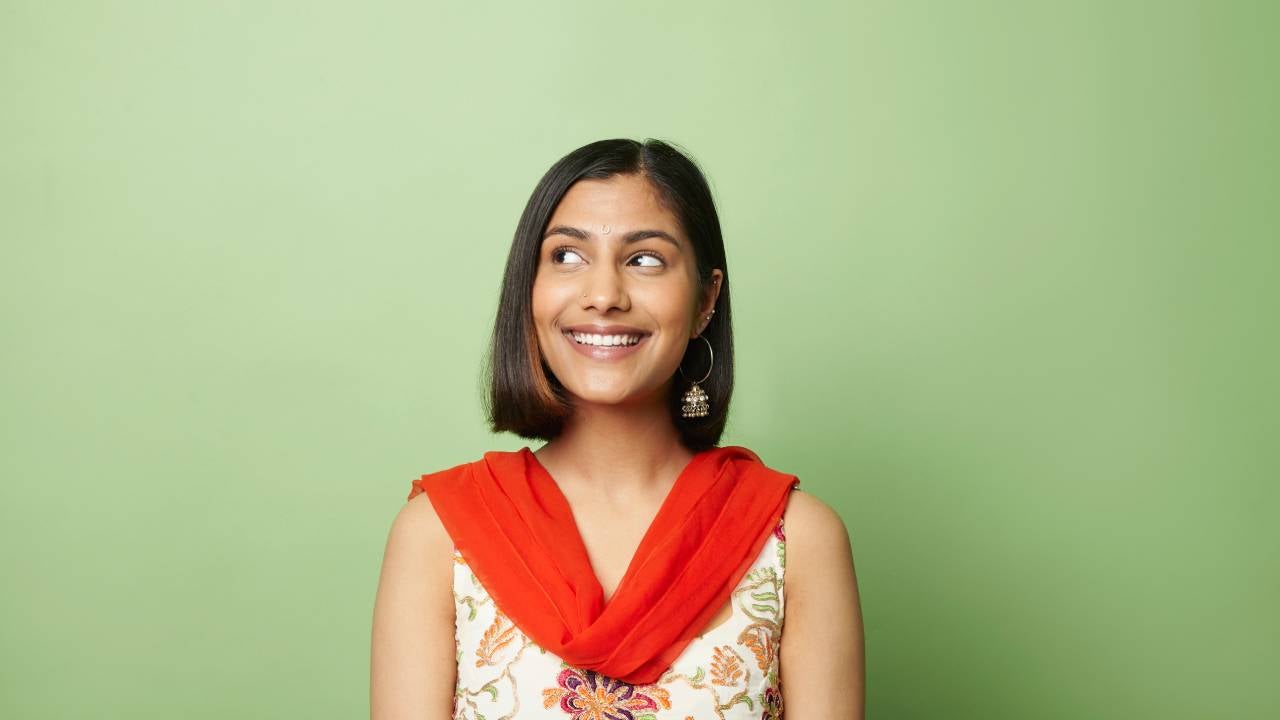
[[552, 248, 585, 264], [630, 252, 664, 268]]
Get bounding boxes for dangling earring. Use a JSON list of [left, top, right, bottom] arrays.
[[679, 311, 715, 418]]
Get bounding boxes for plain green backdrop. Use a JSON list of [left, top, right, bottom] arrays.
[[2, 1, 1275, 718]]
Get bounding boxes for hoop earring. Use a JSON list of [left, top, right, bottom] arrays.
[[678, 334, 714, 419]]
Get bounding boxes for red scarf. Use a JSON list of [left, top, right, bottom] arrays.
[[408, 444, 799, 684]]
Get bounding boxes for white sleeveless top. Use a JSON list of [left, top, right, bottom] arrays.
[[449, 515, 789, 720]]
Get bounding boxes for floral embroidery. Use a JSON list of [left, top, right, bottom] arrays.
[[475, 610, 519, 667], [735, 566, 783, 673], [541, 667, 671, 720], [710, 645, 746, 686], [453, 516, 789, 720], [739, 623, 777, 673], [760, 685, 783, 719]]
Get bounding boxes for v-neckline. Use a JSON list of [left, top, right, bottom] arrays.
[[521, 445, 713, 608]]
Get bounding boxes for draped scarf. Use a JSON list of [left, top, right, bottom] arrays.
[[407, 444, 800, 684]]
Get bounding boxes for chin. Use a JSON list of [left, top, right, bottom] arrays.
[[573, 381, 668, 409], [567, 388, 633, 406]]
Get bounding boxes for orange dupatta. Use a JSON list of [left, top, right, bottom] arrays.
[[407, 444, 800, 684]]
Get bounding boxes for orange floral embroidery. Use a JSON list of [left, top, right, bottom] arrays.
[[710, 645, 744, 686], [739, 622, 778, 671], [475, 610, 518, 667]]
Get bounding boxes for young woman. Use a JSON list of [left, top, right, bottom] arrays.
[[371, 138, 864, 719]]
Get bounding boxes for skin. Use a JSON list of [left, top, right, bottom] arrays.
[[370, 172, 865, 718]]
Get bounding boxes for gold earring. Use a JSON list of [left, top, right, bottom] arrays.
[[678, 332, 714, 419]]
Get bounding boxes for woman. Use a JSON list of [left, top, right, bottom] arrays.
[[371, 138, 864, 719]]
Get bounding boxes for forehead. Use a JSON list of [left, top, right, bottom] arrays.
[[547, 174, 684, 242]]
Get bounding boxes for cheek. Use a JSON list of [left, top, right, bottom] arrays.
[[530, 279, 576, 335], [636, 285, 697, 328], [530, 288, 548, 322], [530, 278, 557, 321]]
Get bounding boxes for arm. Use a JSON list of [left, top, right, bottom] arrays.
[[370, 493, 457, 719], [780, 489, 866, 719]]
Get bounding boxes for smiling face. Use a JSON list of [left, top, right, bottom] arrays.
[[531, 173, 722, 408]]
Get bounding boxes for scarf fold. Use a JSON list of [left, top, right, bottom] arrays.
[[407, 444, 800, 684]]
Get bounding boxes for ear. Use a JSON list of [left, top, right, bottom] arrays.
[[693, 269, 724, 337]]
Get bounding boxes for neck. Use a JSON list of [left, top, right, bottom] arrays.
[[533, 386, 695, 499]]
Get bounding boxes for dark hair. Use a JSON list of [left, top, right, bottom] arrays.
[[479, 138, 734, 452]]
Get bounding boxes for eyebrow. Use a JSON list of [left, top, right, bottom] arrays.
[[543, 224, 682, 249]]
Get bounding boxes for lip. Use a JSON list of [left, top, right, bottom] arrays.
[[562, 324, 651, 336], [561, 327, 651, 361]]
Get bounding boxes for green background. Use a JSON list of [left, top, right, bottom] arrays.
[[2, 1, 1275, 717]]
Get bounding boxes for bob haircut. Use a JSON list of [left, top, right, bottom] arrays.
[[481, 138, 734, 452]]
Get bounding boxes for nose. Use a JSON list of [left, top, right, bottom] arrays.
[[579, 262, 629, 312]]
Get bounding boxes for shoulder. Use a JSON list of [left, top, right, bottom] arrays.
[[389, 455, 467, 576], [373, 492, 455, 633], [377, 493, 456, 606], [782, 488, 855, 587], [371, 488, 459, 715], [777, 487, 865, 714], [390, 492, 453, 550], [782, 488, 851, 543], [738, 447, 853, 573]]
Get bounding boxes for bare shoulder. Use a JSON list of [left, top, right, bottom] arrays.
[[375, 491, 455, 622], [779, 487, 866, 719], [390, 491, 453, 550], [378, 492, 456, 583], [370, 492, 456, 719], [783, 484, 855, 573]]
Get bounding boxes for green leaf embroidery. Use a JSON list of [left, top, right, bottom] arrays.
[[722, 691, 755, 711], [458, 597, 478, 622]]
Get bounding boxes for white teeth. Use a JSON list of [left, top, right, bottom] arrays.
[[567, 331, 645, 347]]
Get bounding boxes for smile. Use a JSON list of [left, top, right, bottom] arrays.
[[568, 331, 645, 346], [562, 330, 650, 360]]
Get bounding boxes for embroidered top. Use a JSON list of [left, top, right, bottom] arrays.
[[450, 516, 790, 720]]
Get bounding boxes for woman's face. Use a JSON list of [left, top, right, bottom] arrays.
[[531, 173, 722, 408]]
